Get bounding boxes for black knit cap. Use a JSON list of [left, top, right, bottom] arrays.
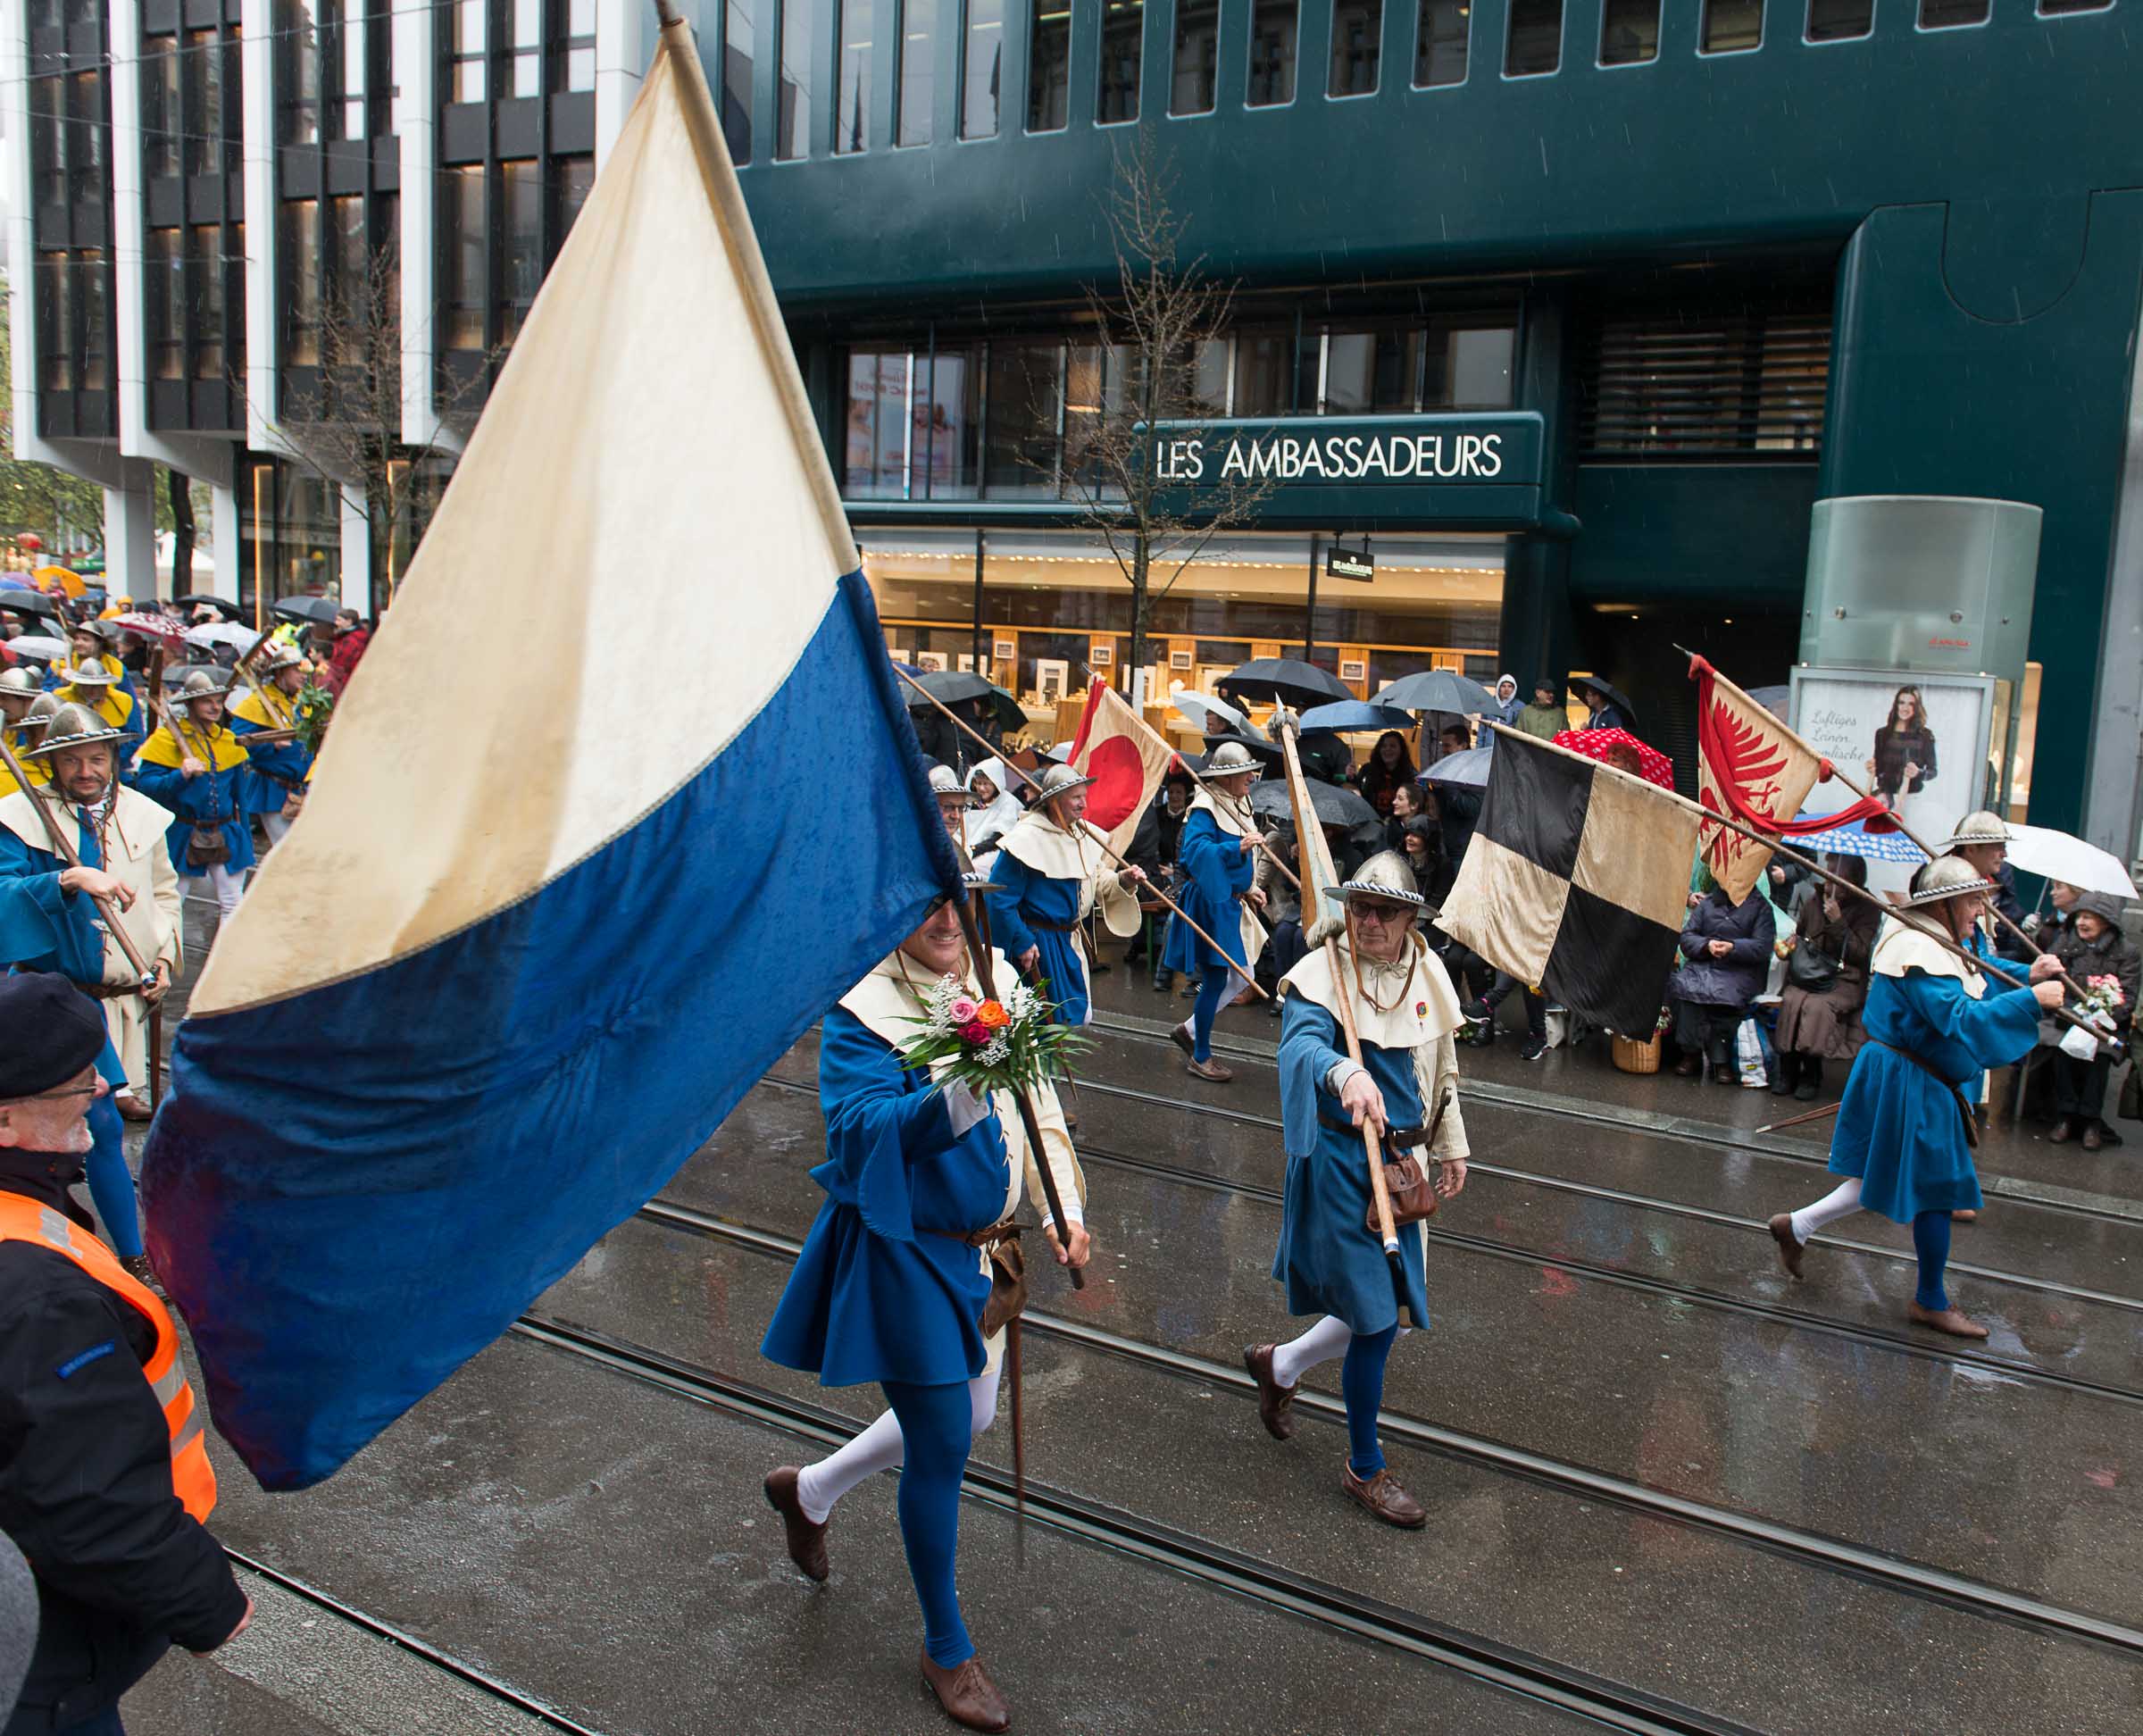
[[0, 972, 108, 1098]]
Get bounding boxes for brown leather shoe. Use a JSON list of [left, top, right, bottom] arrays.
[[2082, 1123, 2105, 1153], [114, 1093, 154, 1123], [1907, 1303, 1989, 1340], [1673, 1056, 1701, 1078], [1342, 1464, 1427, 1529], [762, 1466, 829, 1582], [1766, 1214, 1805, 1281], [1243, 1343, 1297, 1440], [920, 1650, 1010, 1732], [1171, 1020, 1195, 1058], [2048, 1116, 2077, 1144], [1185, 1056, 1233, 1083]]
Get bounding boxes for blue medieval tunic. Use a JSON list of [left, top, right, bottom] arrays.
[[1826, 933, 2041, 1223], [987, 812, 1140, 1027], [1160, 792, 1262, 976], [0, 806, 110, 981], [132, 718, 254, 874], [227, 687, 313, 817], [762, 952, 1085, 1390], [1272, 939, 1469, 1336]]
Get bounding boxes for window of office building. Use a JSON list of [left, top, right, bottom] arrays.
[[282, 201, 322, 367], [148, 229, 185, 380], [1322, 326, 1417, 414], [1805, 0, 1872, 36], [279, 1, 323, 143], [66, 72, 104, 204], [1918, 0, 1988, 24], [555, 0, 597, 92], [503, 0, 542, 97], [555, 156, 596, 239], [846, 350, 911, 497], [1330, 0, 1381, 96], [1247, 0, 1298, 104], [778, 0, 816, 156], [446, 166, 487, 349], [985, 340, 1065, 494], [37, 256, 71, 392], [330, 195, 368, 354], [723, 0, 755, 162], [897, 0, 936, 144], [2038, 0, 2112, 13], [1414, 0, 1466, 85], [961, 0, 1004, 136], [338, 1, 369, 131], [1172, 0, 1218, 113], [837, 0, 872, 153], [29, 76, 66, 211], [1505, 0, 1561, 73], [185, 29, 239, 177], [191, 224, 228, 379], [498, 161, 544, 340], [77, 253, 109, 393], [1579, 298, 1830, 456], [1425, 319, 1515, 408], [1028, 0, 1072, 130], [1098, 0, 1144, 121], [452, 0, 488, 100], [1232, 328, 1293, 415], [144, 38, 181, 177], [1700, 0, 1763, 52], [1600, 0, 1658, 63]]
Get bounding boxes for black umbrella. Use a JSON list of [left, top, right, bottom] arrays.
[[1571, 673, 1639, 730], [1376, 668, 1496, 716], [1249, 776, 1376, 830], [904, 668, 1027, 736], [273, 596, 345, 627], [0, 590, 64, 621], [172, 594, 238, 618], [1216, 657, 1352, 711], [1190, 728, 1281, 771]]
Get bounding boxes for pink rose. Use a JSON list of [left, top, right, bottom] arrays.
[[957, 1020, 991, 1044], [947, 997, 980, 1024]]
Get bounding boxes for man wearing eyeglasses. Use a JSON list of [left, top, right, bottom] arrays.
[[0, 972, 251, 1736]]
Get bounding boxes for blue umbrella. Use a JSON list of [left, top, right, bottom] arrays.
[[1790, 813, 1927, 865], [1297, 700, 1415, 735]]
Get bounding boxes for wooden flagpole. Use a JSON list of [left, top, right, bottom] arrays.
[[1277, 713, 1403, 1263], [897, 666, 1267, 997]]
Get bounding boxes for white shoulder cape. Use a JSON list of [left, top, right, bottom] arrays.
[[1872, 915, 1987, 1001]]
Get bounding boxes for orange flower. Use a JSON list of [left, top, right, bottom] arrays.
[[976, 1000, 1011, 1030]]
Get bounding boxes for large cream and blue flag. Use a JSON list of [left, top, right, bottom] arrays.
[[138, 20, 957, 1489]]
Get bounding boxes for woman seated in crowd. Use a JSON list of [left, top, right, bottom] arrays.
[[1772, 854, 1881, 1101], [1671, 869, 1777, 1081], [1355, 730, 1416, 820], [2047, 891, 2138, 1151]]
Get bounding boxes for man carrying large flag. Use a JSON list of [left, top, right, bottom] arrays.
[[138, 4, 959, 1499]]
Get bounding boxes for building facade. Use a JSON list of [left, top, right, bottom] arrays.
[[4, 0, 666, 613]]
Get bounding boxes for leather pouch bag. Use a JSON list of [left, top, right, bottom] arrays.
[[980, 1234, 1028, 1337], [1364, 1087, 1453, 1232], [185, 824, 229, 871]]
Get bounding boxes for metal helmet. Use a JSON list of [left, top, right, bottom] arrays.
[[176, 669, 230, 704], [1032, 762, 1095, 803], [1903, 852, 1996, 907], [1939, 810, 2007, 853], [1205, 740, 1259, 778], [0, 667, 40, 702], [22, 700, 122, 760], [927, 763, 975, 806], [17, 692, 61, 736], [1327, 849, 1426, 910], [61, 660, 119, 688], [261, 643, 307, 676]]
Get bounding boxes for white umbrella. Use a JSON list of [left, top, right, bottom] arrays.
[[2004, 823, 2138, 899], [186, 622, 263, 653], [1167, 689, 1250, 736], [6, 635, 65, 662]]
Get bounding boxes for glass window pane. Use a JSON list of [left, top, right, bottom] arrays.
[[67, 72, 104, 201], [330, 195, 366, 358], [961, 0, 1003, 137], [278, 1, 321, 144], [846, 350, 911, 497], [454, 0, 487, 100], [1805, 0, 1872, 36], [2038, 0, 2111, 13], [1505, 0, 1561, 73], [1413, 0, 1465, 86], [1599, 0, 1657, 62], [1169, 0, 1217, 113], [1027, 0, 1071, 131], [1097, 0, 1142, 122], [1329, 0, 1380, 96], [1232, 329, 1292, 416], [897, 0, 934, 145], [341, 0, 367, 134], [1322, 326, 1418, 414], [186, 29, 224, 174], [281, 200, 321, 367], [554, 156, 596, 243], [499, 162, 541, 340], [837, 0, 871, 153], [148, 229, 183, 379], [724, 0, 756, 162], [191, 225, 225, 380], [1918, 0, 1988, 24], [512, 0, 542, 97], [921, 343, 983, 498], [1700, 0, 1763, 52], [38, 255, 71, 391], [1434, 323, 1514, 409], [1247, 0, 1297, 105], [144, 39, 180, 176], [78, 253, 107, 391], [778, 0, 815, 157], [983, 340, 1063, 494], [446, 167, 486, 349]]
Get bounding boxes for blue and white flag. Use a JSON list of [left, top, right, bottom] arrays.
[[139, 21, 957, 1489]]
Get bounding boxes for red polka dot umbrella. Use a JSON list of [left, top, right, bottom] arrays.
[[1553, 726, 1674, 791]]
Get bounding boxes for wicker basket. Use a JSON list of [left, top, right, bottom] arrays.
[[1611, 1033, 1663, 1076]]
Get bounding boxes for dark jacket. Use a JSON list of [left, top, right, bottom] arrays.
[[0, 1174, 247, 1730], [1987, 862, 2032, 961], [1871, 723, 1936, 799], [1126, 793, 1191, 894], [2052, 906, 2140, 1025], [1673, 888, 1777, 1007], [1795, 882, 1881, 981]]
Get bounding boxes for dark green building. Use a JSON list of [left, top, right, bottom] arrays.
[[721, 0, 2142, 849]]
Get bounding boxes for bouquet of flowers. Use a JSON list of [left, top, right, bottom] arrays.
[[897, 973, 1088, 1095], [2059, 973, 2127, 1061]]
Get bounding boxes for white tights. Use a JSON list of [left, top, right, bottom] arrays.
[[184, 864, 246, 922], [1789, 1177, 1864, 1247], [1270, 1314, 1413, 1390], [794, 1364, 1003, 1525]]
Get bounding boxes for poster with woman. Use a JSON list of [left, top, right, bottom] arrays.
[[1791, 670, 1996, 896]]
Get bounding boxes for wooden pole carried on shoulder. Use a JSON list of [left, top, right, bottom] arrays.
[[897, 665, 1267, 998]]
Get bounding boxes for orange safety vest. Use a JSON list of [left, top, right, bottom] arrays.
[[0, 1195, 217, 1523]]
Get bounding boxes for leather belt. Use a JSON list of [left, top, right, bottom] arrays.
[[75, 981, 141, 1002], [1026, 917, 1079, 933], [1319, 1113, 1430, 1152], [928, 1216, 1021, 1249], [1873, 1040, 1979, 1149]]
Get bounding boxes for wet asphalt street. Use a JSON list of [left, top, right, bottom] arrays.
[[119, 915, 2143, 1733]]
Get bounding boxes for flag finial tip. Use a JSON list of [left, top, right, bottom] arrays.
[[653, 0, 682, 25]]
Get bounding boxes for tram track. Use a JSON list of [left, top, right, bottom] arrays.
[[607, 1194, 2143, 1661], [507, 1311, 1755, 1736]]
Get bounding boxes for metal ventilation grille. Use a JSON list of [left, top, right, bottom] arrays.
[[1578, 303, 1830, 459]]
